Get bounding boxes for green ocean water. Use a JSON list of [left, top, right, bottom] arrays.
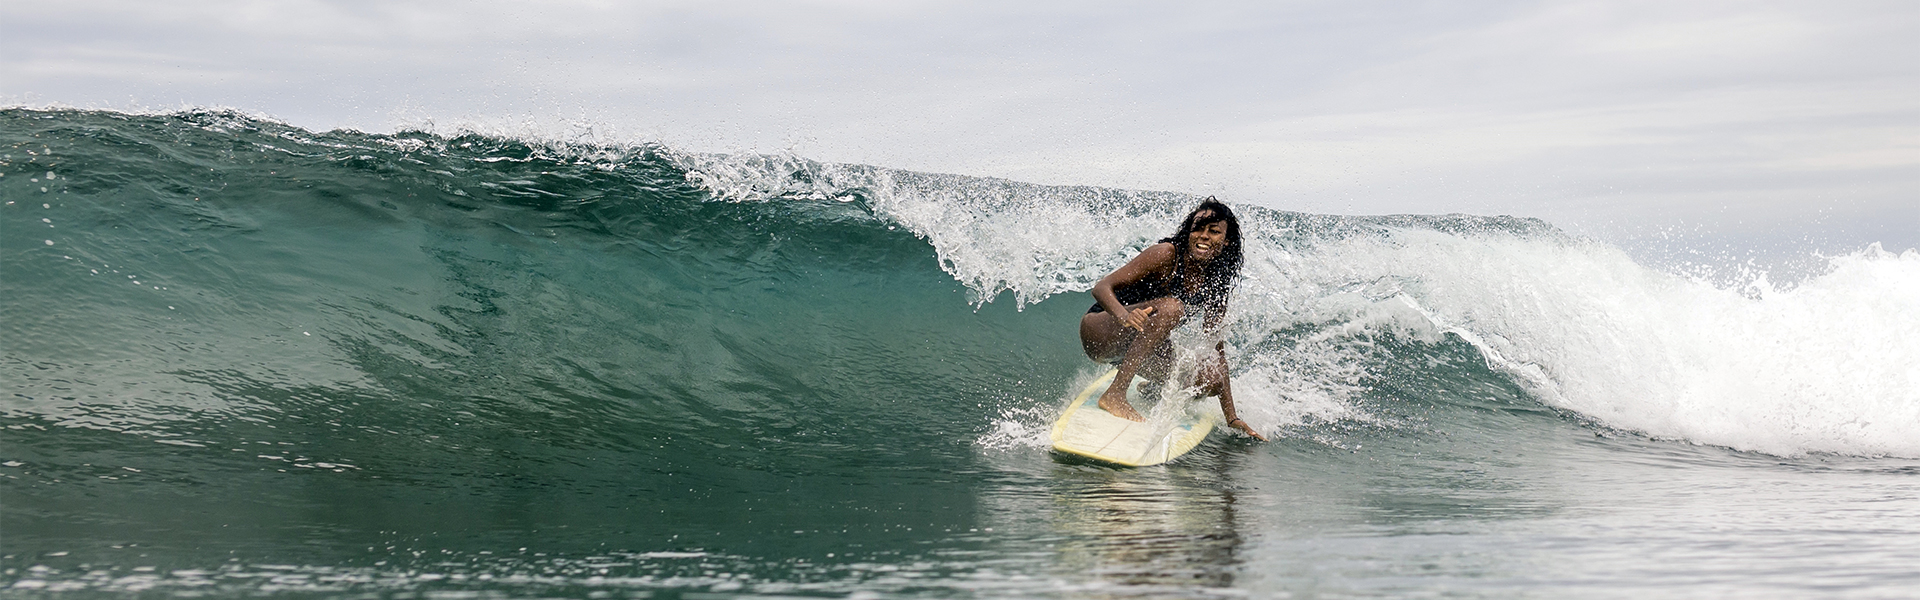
[[3, 109, 1918, 598]]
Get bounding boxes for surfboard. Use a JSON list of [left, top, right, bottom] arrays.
[[1050, 369, 1218, 467]]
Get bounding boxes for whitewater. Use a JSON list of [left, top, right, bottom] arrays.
[[683, 148, 1920, 459], [3, 108, 1918, 598]]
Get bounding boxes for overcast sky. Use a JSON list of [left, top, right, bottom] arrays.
[[5, 0, 1915, 261]]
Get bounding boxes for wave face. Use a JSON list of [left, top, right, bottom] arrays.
[[4, 108, 1919, 596]]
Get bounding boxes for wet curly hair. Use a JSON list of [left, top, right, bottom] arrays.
[[1157, 197, 1243, 307]]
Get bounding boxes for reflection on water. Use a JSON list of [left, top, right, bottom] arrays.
[[978, 448, 1249, 597]]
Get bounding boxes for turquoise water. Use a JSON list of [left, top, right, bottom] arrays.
[[3, 109, 1918, 598]]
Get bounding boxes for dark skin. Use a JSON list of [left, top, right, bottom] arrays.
[[1079, 216, 1266, 441]]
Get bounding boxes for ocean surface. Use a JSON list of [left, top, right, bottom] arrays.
[[3, 108, 1917, 598]]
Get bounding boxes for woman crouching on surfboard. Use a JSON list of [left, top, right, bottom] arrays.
[[1081, 198, 1266, 441]]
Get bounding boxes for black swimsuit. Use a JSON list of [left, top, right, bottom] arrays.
[[1088, 254, 1208, 314]]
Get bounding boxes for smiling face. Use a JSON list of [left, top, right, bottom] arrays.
[[1186, 212, 1230, 263]]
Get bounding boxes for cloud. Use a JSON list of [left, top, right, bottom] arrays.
[[3, 0, 1914, 256]]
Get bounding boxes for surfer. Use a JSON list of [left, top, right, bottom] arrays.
[[1081, 198, 1266, 441]]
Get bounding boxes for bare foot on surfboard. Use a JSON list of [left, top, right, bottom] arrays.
[[1098, 388, 1146, 422]]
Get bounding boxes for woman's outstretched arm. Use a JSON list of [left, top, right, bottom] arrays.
[[1200, 299, 1265, 441]]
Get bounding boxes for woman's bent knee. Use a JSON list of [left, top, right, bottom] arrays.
[[1080, 312, 1123, 361]]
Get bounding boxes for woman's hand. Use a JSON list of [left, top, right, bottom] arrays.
[[1121, 306, 1156, 332], [1227, 418, 1267, 441]]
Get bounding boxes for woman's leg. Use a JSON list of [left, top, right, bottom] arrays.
[[1079, 299, 1180, 374], [1078, 297, 1184, 421]]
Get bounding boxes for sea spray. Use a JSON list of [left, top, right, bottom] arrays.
[[678, 152, 1920, 457], [672, 150, 1195, 308], [1264, 230, 1920, 457]]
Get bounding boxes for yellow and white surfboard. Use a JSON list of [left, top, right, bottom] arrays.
[[1049, 369, 1217, 467]]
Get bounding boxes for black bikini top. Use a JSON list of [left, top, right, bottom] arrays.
[[1089, 248, 1213, 314]]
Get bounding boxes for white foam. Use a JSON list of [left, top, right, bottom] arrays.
[[974, 401, 1060, 451], [670, 151, 1189, 307], [1291, 232, 1920, 457], [677, 153, 1378, 438], [676, 153, 1919, 457]]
